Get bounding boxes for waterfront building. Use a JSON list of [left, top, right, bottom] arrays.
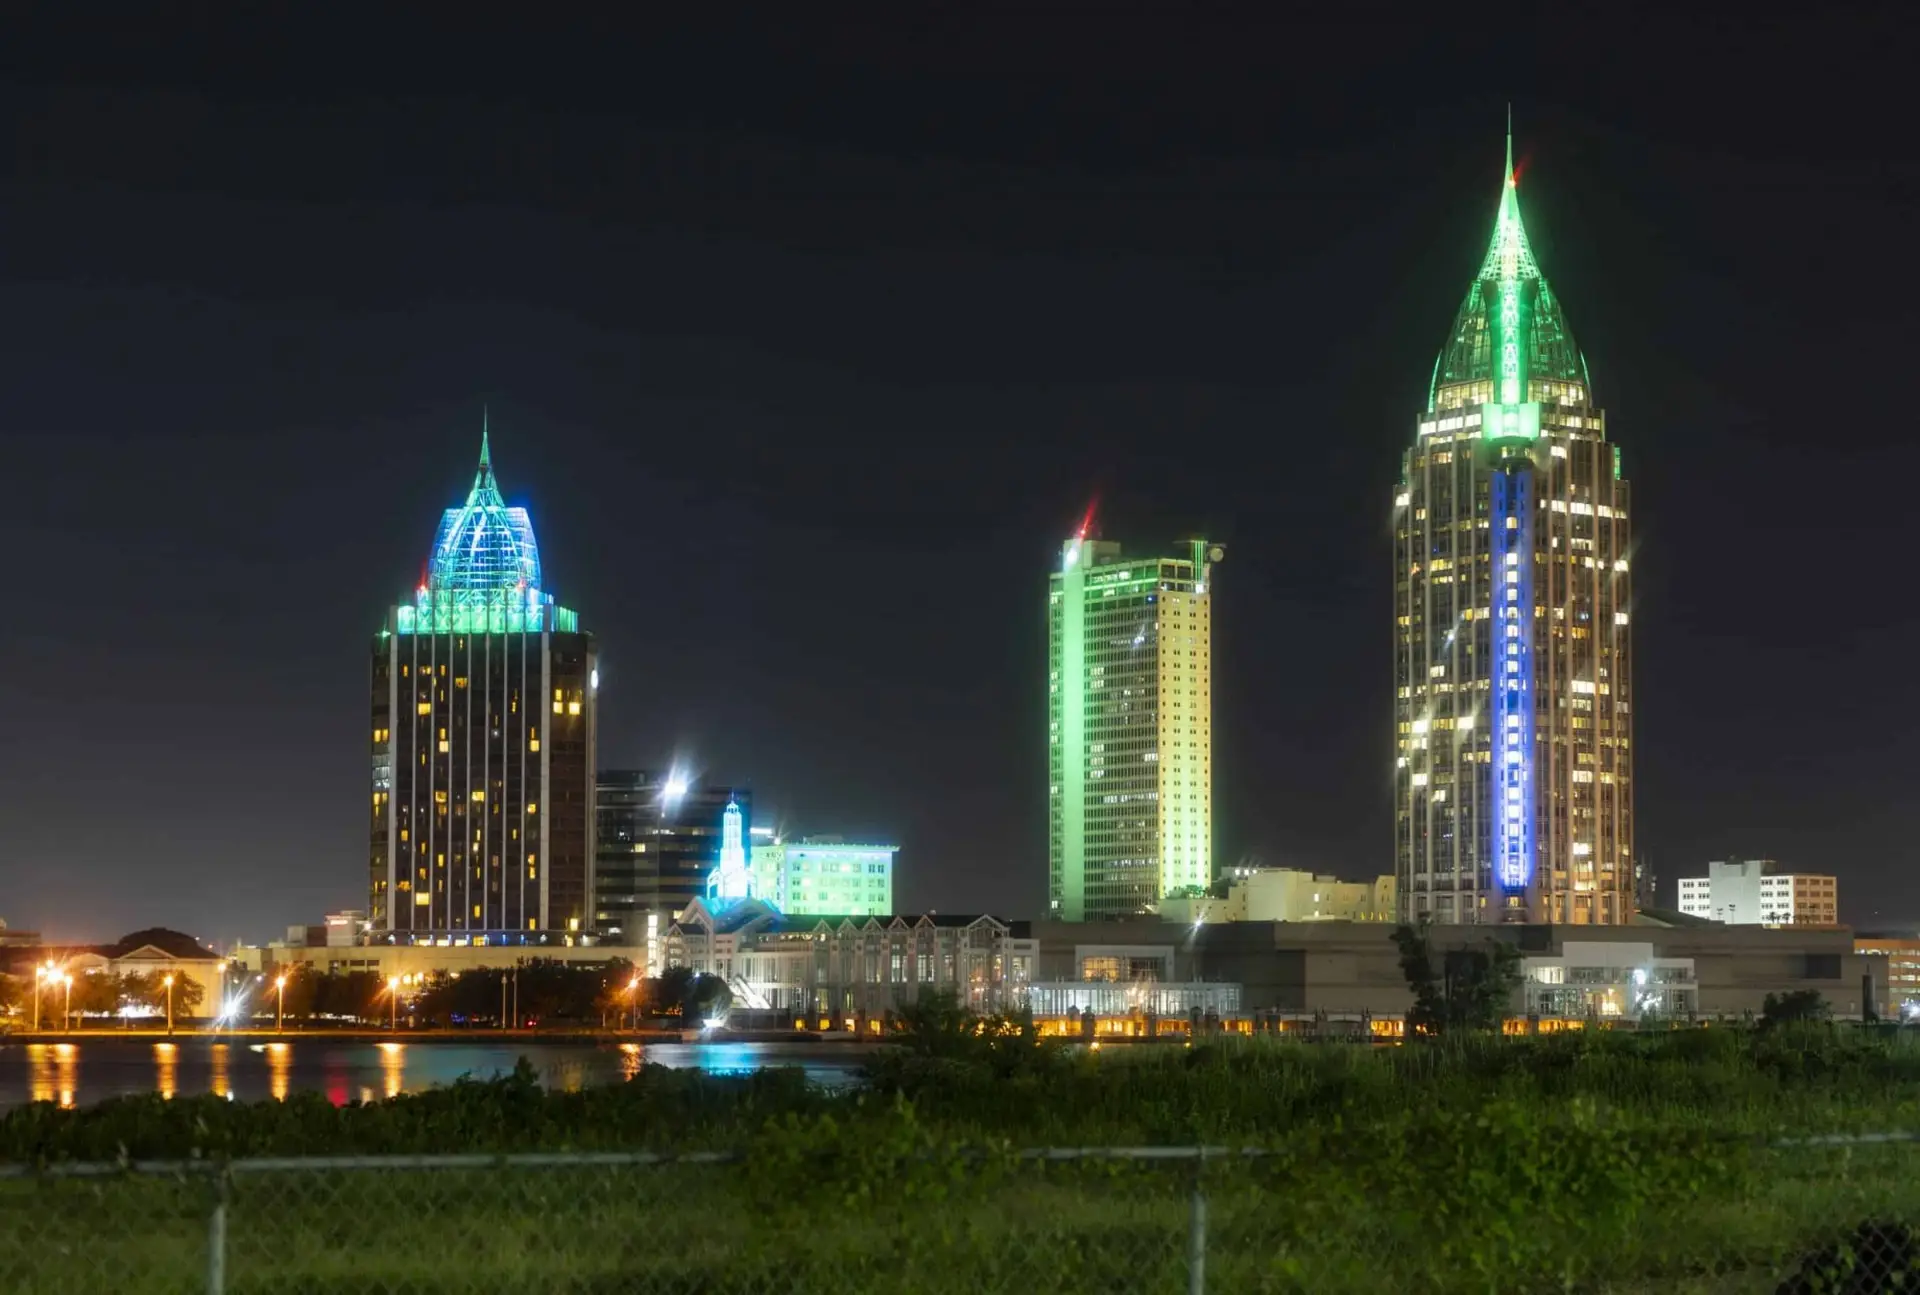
[[370, 427, 596, 943], [1677, 860, 1839, 927], [1394, 129, 1634, 925], [666, 900, 1033, 1023], [594, 771, 751, 957], [750, 837, 897, 916], [2, 928, 226, 1022], [1050, 532, 1223, 921]]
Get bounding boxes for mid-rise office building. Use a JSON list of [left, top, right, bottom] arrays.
[[751, 837, 897, 916], [594, 771, 751, 942], [370, 430, 596, 942], [1394, 130, 1634, 925], [1855, 934, 1920, 1015], [1159, 869, 1397, 926], [1677, 860, 1838, 927], [1050, 533, 1222, 921]]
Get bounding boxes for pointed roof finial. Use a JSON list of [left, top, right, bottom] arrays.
[[480, 404, 492, 469], [1505, 103, 1514, 183], [468, 405, 502, 505]]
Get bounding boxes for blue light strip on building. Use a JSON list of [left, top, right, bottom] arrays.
[[1490, 465, 1536, 893]]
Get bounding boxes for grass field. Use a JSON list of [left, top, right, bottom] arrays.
[[3, 1027, 1920, 1292]]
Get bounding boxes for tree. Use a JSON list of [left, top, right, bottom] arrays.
[[643, 966, 731, 1022], [1393, 921, 1522, 1035], [1761, 989, 1830, 1027], [70, 970, 125, 1019]]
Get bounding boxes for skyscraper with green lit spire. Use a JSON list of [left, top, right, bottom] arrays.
[[370, 425, 598, 942], [1394, 131, 1635, 925]]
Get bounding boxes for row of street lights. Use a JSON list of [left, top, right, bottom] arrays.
[[29, 964, 178, 1033]]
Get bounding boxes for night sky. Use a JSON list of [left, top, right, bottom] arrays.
[[3, 11, 1915, 943]]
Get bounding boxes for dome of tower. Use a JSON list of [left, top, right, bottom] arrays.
[[398, 423, 566, 635], [426, 438, 543, 603]]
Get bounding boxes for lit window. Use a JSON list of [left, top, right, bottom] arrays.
[[567, 701, 582, 716], [417, 702, 431, 716]]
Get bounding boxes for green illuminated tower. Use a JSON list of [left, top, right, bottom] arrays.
[[1050, 532, 1222, 921], [370, 425, 598, 943], [1393, 129, 1634, 925]]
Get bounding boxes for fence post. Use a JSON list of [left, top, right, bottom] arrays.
[[206, 1169, 228, 1295], [1186, 1149, 1207, 1295]]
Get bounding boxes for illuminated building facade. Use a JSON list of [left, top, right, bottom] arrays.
[[751, 837, 898, 916], [1050, 534, 1223, 921], [707, 799, 753, 904], [594, 771, 752, 941], [1394, 132, 1634, 925], [1678, 860, 1838, 927], [370, 430, 597, 942]]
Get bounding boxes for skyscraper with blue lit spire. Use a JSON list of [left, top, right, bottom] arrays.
[[370, 425, 598, 941], [1394, 130, 1635, 925]]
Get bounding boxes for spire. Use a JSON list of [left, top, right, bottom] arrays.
[[1477, 114, 1539, 282], [1505, 103, 1513, 184], [1428, 117, 1586, 409], [469, 407, 502, 505]]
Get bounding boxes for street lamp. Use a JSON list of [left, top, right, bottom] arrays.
[[61, 974, 73, 1033], [387, 976, 400, 1032], [625, 975, 641, 1030], [162, 975, 175, 1035], [275, 975, 288, 1033]]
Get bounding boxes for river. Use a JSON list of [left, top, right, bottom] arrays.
[[0, 1037, 869, 1110]]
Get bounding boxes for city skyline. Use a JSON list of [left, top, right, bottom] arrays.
[[3, 12, 1915, 940]]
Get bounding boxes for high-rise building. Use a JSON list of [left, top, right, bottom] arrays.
[[594, 771, 751, 940], [1678, 860, 1838, 927], [751, 837, 897, 916], [370, 429, 597, 942], [1050, 533, 1222, 921], [1394, 130, 1634, 925]]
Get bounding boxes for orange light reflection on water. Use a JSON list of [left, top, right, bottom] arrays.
[[266, 1042, 291, 1101], [154, 1042, 178, 1099], [378, 1041, 404, 1098], [52, 1043, 77, 1109]]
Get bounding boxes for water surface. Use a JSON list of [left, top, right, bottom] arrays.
[[0, 1037, 866, 1110]]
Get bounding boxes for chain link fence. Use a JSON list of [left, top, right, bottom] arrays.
[[2, 1137, 1919, 1293]]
